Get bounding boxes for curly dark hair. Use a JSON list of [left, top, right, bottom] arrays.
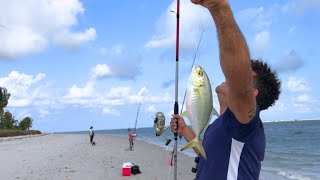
[[251, 59, 281, 110]]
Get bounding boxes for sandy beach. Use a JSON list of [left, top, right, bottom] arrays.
[[0, 134, 195, 180]]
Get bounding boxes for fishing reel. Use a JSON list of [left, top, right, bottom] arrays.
[[153, 112, 171, 145]]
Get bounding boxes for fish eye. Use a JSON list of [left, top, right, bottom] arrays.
[[197, 70, 203, 76]]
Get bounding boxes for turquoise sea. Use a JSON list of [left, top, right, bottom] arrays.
[[60, 120, 320, 180]]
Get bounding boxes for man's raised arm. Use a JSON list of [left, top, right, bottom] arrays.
[[193, 0, 256, 123]]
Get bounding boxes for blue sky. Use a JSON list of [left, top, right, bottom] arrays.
[[0, 0, 319, 132]]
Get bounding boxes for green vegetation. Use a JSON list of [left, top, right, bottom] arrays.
[[19, 117, 33, 131], [0, 86, 41, 138], [0, 129, 41, 138]]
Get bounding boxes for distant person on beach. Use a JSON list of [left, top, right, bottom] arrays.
[[171, 0, 281, 180], [128, 128, 136, 150], [89, 126, 94, 145]]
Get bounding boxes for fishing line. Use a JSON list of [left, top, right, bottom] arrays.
[[180, 28, 205, 116], [166, 145, 173, 180], [178, 28, 205, 141]]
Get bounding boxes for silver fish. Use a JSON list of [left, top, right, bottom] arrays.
[[181, 65, 219, 159]]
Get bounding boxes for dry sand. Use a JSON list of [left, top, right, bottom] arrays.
[[0, 134, 195, 180]]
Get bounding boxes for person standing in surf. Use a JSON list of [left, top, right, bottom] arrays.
[[171, 0, 281, 179], [89, 126, 94, 145]]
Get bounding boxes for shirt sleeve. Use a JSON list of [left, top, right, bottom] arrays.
[[223, 106, 261, 143]]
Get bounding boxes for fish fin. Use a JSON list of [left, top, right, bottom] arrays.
[[203, 121, 210, 135], [202, 108, 220, 135], [181, 111, 188, 118], [180, 138, 207, 159], [210, 107, 219, 118]]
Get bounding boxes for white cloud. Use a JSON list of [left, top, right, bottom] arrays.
[[90, 56, 141, 79], [61, 83, 173, 115], [274, 50, 304, 73], [53, 28, 96, 50], [93, 98, 125, 106], [146, 105, 157, 113], [0, 71, 47, 108], [145, 0, 211, 51], [0, 27, 48, 59], [0, 71, 175, 121], [141, 93, 172, 104], [17, 112, 32, 120], [33, 99, 55, 107], [0, 0, 96, 59], [287, 77, 310, 93], [0, 71, 45, 93], [251, 30, 270, 54], [98, 44, 125, 56], [9, 99, 33, 108], [292, 103, 311, 113], [39, 109, 50, 117], [293, 94, 310, 103], [64, 81, 95, 99], [284, 0, 320, 14], [91, 64, 112, 79], [267, 102, 287, 112], [107, 87, 131, 98], [102, 107, 120, 116]]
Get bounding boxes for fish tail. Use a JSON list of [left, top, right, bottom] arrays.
[[180, 138, 207, 159]]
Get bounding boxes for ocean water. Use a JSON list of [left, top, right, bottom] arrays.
[[61, 120, 320, 180], [262, 120, 320, 180]]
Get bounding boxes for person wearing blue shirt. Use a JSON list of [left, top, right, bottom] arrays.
[[171, 0, 281, 179]]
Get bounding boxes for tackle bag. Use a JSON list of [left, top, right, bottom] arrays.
[[131, 165, 141, 175]]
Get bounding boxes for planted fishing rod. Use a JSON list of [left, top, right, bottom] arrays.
[[130, 98, 143, 151], [133, 100, 142, 135]]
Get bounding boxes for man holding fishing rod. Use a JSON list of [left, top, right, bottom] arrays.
[[171, 0, 281, 179]]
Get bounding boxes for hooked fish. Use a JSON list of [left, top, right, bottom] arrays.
[[181, 65, 219, 159]]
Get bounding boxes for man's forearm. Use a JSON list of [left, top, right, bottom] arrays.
[[182, 125, 196, 142], [209, 3, 251, 92], [182, 126, 201, 155]]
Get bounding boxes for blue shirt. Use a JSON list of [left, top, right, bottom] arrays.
[[196, 107, 265, 180]]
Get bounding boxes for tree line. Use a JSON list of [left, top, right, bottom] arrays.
[[0, 111, 33, 130], [0, 87, 33, 131]]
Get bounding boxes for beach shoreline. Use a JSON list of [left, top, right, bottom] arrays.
[[0, 133, 48, 142], [0, 134, 291, 180]]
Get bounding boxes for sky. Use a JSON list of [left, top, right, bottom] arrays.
[[0, 0, 319, 132]]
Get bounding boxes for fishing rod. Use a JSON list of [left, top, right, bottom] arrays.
[[173, 0, 180, 180], [133, 101, 142, 135], [132, 97, 144, 150]]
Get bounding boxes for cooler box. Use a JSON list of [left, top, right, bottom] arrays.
[[122, 162, 132, 176]]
